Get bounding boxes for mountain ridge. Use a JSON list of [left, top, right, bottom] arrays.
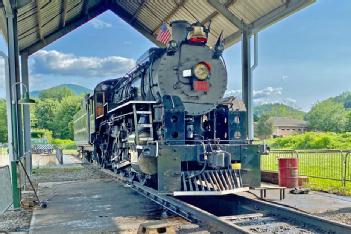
[[30, 84, 92, 97]]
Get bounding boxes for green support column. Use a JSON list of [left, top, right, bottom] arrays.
[[4, 0, 22, 208], [11, 161, 20, 208]]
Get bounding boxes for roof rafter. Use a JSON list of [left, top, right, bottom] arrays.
[[130, 0, 146, 23], [223, 30, 241, 47], [201, 0, 236, 25], [35, 0, 44, 41], [81, 0, 90, 16], [21, 2, 108, 55], [152, 0, 186, 34], [250, 0, 314, 34], [207, 0, 246, 31], [61, 0, 68, 27], [108, 1, 163, 47]]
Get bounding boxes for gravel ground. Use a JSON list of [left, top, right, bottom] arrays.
[[317, 207, 351, 225], [0, 209, 32, 232], [31, 163, 110, 185], [0, 162, 108, 233]]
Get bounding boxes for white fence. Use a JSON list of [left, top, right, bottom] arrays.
[[0, 165, 12, 214], [0, 146, 9, 167]]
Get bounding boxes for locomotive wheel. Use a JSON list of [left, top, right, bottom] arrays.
[[137, 173, 156, 188]]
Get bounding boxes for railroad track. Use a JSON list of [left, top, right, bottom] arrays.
[[101, 167, 351, 233]]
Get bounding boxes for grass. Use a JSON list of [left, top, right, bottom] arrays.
[[32, 165, 83, 174], [261, 150, 351, 195], [62, 149, 79, 155]]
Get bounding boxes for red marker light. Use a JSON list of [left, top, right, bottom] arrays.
[[189, 37, 208, 43], [193, 81, 209, 92]]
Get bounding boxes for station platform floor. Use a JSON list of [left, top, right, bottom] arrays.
[[245, 184, 351, 214], [30, 179, 189, 233], [28, 155, 351, 233]]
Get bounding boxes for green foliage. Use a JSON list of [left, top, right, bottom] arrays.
[[327, 91, 351, 109], [256, 114, 273, 139], [305, 100, 347, 132], [31, 128, 53, 143], [51, 96, 82, 139], [52, 138, 76, 150], [30, 86, 83, 140], [0, 99, 7, 143], [33, 98, 58, 130], [39, 86, 75, 101], [268, 132, 351, 150], [254, 103, 305, 120]]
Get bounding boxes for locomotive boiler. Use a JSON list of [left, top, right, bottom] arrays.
[[73, 20, 263, 195]]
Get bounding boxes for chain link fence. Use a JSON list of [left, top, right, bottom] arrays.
[[261, 150, 351, 194]]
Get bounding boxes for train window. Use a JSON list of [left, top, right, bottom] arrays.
[[96, 92, 105, 118], [96, 92, 105, 104], [90, 101, 94, 116], [234, 131, 241, 139], [234, 116, 240, 124]]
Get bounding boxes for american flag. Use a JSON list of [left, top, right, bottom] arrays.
[[156, 23, 171, 44]]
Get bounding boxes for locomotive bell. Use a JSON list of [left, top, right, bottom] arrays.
[[170, 20, 191, 44]]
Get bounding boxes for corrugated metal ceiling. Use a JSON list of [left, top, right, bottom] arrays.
[[1, 0, 314, 55]]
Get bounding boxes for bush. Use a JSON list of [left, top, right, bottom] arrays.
[[31, 128, 53, 143], [268, 132, 351, 150], [52, 138, 76, 150]]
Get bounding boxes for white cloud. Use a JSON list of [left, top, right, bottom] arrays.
[[224, 89, 241, 97], [31, 50, 136, 78], [90, 18, 112, 29], [225, 86, 297, 107], [253, 87, 282, 99]]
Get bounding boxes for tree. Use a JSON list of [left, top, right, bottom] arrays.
[[256, 114, 273, 139], [51, 96, 82, 139], [305, 100, 347, 132], [39, 87, 74, 101], [0, 99, 8, 143], [254, 103, 305, 120], [33, 99, 58, 130], [345, 111, 351, 132]]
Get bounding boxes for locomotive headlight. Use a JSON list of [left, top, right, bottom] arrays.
[[193, 62, 211, 80]]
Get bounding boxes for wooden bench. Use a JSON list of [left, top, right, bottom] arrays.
[[255, 185, 286, 200]]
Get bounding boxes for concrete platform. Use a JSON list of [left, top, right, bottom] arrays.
[[30, 178, 187, 234], [246, 183, 351, 214]]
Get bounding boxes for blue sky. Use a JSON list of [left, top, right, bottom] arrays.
[[0, 0, 350, 111]]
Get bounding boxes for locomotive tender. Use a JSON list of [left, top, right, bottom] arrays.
[[73, 20, 263, 195]]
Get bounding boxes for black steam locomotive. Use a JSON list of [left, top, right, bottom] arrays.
[[73, 21, 263, 195]]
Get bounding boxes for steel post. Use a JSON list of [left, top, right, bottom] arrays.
[[21, 52, 32, 174], [4, 2, 21, 208], [241, 29, 254, 140]]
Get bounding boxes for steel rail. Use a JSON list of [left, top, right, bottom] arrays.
[[100, 167, 351, 234], [234, 194, 351, 234], [101, 168, 249, 233], [131, 181, 250, 234]]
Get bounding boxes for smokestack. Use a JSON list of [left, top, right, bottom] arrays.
[[170, 20, 191, 44]]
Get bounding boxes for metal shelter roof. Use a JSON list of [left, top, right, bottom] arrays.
[[0, 0, 314, 56]]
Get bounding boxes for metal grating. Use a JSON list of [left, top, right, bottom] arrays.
[[181, 169, 243, 192]]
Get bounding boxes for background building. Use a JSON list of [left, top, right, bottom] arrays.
[[270, 117, 308, 137]]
